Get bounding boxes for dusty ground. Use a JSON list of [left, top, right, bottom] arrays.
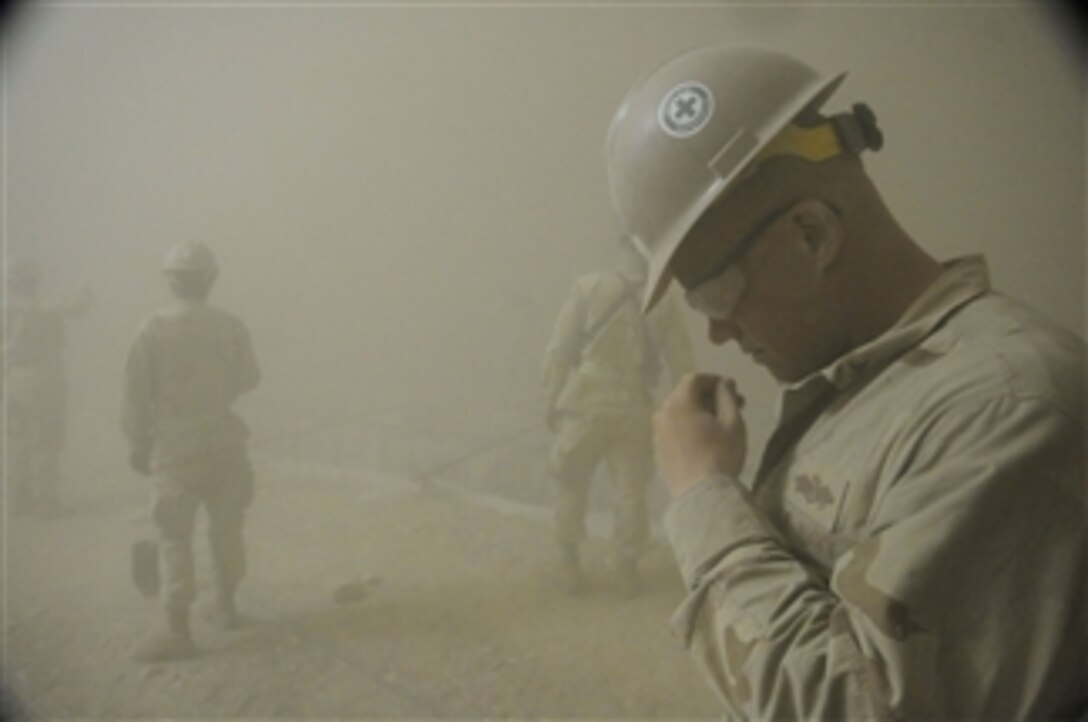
[[2, 463, 720, 720]]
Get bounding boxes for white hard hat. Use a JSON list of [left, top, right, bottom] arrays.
[[605, 45, 848, 311], [163, 241, 218, 279]]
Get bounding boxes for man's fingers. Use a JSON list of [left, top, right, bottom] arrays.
[[654, 373, 750, 490], [720, 378, 745, 409], [691, 374, 723, 414], [662, 373, 746, 418]]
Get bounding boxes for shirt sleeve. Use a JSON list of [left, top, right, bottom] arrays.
[[664, 393, 1085, 719]]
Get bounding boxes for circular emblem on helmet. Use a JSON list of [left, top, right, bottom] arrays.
[[658, 81, 715, 138]]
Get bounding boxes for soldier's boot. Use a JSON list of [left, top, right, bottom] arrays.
[[133, 607, 197, 664], [615, 556, 641, 599], [556, 546, 583, 596]]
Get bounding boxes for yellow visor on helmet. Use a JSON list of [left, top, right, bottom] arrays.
[[756, 121, 845, 164], [755, 102, 883, 166]]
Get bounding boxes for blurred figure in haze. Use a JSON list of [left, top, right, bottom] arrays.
[[2, 257, 92, 518], [541, 236, 694, 597], [122, 242, 260, 663]]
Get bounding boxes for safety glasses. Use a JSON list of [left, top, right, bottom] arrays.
[[684, 203, 796, 321]]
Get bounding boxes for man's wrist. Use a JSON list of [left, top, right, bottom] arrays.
[[664, 473, 774, 588]]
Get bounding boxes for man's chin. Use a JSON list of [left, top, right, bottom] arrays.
[[763, 359, 802, 385]]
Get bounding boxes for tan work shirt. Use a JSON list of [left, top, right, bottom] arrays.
[[665, 257, 1085, 720], [122, 300, 260, 471]]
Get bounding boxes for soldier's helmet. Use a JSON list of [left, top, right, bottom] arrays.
[[162, 242, 218, 281]]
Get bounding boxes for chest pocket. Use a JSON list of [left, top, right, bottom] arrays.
[[764, 459, 857, 570], [785, 471, 850, 533]]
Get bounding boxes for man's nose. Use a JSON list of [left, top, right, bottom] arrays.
[[708, 318, 740, 346]]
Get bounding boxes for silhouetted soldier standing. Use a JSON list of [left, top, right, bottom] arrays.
[[3, 258, 92, 517], [541, 237, 693, 597]]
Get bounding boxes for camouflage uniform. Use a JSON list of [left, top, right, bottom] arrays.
[[665, 257, 1085, 719], [543, 270, 692, 563], [122, 300, 260, 615]]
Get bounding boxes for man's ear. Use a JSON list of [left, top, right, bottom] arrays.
[[790, 199, 843, 271]]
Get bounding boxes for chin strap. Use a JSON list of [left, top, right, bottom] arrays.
[[755, 103, 884, 165]]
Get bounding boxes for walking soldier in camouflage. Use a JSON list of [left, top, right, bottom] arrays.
[[122, 242, 260, 663]]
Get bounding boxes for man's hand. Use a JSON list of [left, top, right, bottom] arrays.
[[128, 446, 152, 476], [653, 373, 747, 497]]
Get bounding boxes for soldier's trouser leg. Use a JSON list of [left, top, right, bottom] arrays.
[[554, 473, 591, 551], [548, 416, 606, 551], [605, 418, 653, 562], [204, 451, 254, 601], [150, 475, 200, 613]]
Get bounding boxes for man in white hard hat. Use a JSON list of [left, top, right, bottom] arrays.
[[2, 258, 93, 517], [606, 45, 1084, 719], [541, 235, 693, 597], [122, 242, 260, 663]]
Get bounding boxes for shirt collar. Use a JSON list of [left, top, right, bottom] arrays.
[[788, 255, 992, 395]]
